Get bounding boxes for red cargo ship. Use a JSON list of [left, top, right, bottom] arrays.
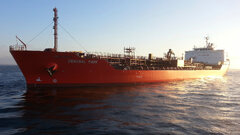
[[10, 8, 230, 87]]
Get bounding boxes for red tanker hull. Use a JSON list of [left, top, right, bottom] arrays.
[[10, 50, 229, 87]]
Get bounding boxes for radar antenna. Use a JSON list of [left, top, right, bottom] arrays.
[[205, 36, 209, 47]]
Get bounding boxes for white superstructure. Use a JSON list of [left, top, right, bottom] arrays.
[[185, 37, 226, 66]]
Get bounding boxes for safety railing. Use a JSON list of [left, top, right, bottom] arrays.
[[9, 45, 26, 51]]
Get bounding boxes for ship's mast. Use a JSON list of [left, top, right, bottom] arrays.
[[205, 36, 209, 47], [53, 8, 58, 51]]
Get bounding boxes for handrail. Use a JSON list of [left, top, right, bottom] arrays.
[[9, 45, 26, 51]]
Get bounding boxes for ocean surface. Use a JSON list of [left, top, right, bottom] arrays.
[[0, 65, 240, 135]]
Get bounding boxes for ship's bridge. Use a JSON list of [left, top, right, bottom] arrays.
[[185, 37, 225, 66]]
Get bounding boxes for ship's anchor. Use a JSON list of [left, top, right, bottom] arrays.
[[46, 63, 58, 77]]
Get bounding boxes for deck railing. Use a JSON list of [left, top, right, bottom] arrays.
[[9, 45, 26, 51]]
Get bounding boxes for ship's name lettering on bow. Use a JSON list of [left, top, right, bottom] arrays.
[[68, 60, 86, 63], [68, 60, 98, 64], [88, 60, 98, 64]]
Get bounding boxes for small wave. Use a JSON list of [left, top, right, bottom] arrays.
[[0, 66, 239, 134]]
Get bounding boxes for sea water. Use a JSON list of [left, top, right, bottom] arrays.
[[0, 65, 240, 135]]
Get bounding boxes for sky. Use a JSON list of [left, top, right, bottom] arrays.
[[0, 0, 240, 68]]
